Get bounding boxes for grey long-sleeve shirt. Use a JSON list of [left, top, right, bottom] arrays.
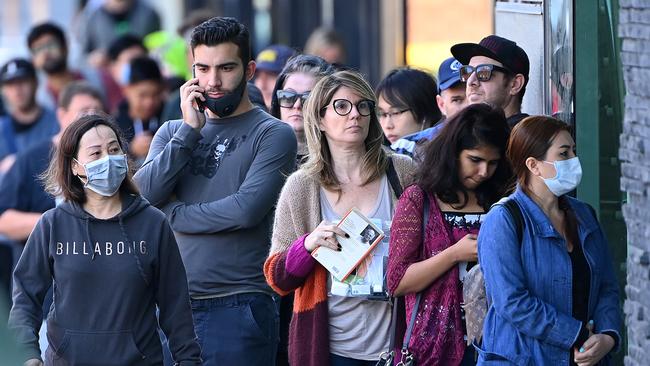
[[134, 107, 297, 297]]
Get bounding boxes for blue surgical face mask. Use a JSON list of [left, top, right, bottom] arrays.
[[541, 157, 582, 196], [76, 154, 128, 197]]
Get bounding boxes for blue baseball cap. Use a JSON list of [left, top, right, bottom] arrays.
[[437, 57, 463, 92], [255, 45, 296, 74]]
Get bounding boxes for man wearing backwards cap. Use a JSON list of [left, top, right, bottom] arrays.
[[254, 44, 296, 110], [391, 56, 467, 159], [451, 34, 529, 128], [0, 58, 59, 176]]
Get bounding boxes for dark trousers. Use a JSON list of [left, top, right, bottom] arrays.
[[189, 292, 279, 366]]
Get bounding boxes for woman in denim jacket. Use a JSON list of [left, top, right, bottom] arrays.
[[477, 116, 621, 365]]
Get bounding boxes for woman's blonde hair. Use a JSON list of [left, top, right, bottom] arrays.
[[301, 70, 387, 193]]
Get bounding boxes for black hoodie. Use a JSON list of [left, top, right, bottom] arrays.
[[9, 194, 202, 365]]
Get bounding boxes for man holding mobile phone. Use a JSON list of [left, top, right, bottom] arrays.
[[134, 17, 297, 366]]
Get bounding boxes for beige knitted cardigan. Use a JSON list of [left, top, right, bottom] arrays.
[[269, 153, 417, 255]]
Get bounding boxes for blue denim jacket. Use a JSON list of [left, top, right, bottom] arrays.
[[476, 187, 621, 365]]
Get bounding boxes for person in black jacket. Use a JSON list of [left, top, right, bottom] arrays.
[[115, 56, 165, 167]]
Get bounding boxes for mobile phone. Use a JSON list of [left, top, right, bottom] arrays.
[[192, 66, 205, 113]]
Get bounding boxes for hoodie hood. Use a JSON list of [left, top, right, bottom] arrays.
[[58, 193, 150, 221]]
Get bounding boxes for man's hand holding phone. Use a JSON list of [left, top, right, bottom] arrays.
[[180, 76, 207, 131]]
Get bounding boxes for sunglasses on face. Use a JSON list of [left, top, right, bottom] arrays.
[[323, 99, 375, 117], [31, 41, 62, 55], [276, 90, 310, 108], [459, 64, 512, 83]]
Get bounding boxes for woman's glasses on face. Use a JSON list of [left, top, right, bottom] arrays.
[[277, 90, 310, 108], [377, 108, 411, 119], [459, 64, 512, 82], [323, 99, 375, 117]]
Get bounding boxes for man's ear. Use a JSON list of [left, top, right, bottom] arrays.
[[509, 74, 526, 96], [435, 94, 445, 115], [245, 60, 256, 82], [56, 108, 66, 126]]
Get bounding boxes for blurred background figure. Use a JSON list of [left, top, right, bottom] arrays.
[[436, 57, 468, 120], [0, 81, 105, 330], [27, 22, 101, 109], [99, 34, 147, 114], [254, 44, 296, 111], [115, 55, 165, 166], [0, 58, 59, 178], [77, 0, 161, 68], [304, 26, 347, 66], [375, 67, 441, 154]]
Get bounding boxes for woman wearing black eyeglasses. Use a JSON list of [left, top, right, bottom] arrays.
[[270, 55, 333, 165], [375, 67, 441, 150], [264, 70, 416, 366]]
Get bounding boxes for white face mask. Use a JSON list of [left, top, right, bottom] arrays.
[[540, 157, 582, 196]]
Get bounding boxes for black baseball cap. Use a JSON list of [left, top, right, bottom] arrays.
[[0, 58, 37, 85], [451, 35, 529, 84]]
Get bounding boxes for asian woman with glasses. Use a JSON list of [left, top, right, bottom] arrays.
[[375, 67, 442, 149], [264, 70, 416, 366]]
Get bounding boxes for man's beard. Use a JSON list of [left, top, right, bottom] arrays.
[[16, 98, 37, 114], [42, 57, 67, 75]]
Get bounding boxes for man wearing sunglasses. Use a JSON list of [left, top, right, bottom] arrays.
[[451, 35, 530, 128]]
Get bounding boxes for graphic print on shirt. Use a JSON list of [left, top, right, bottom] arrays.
[[188, 134, 247, 178], [55, 240, 148, 256]]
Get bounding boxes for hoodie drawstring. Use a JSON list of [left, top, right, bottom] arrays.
[[118, 216, 150, 286], [86, 218, 95, 261]]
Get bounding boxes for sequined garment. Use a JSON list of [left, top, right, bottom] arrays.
[[387, 185, 466, 365]]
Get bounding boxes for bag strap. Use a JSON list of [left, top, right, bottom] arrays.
[[386, 156, 403, 199], [386, 190, 429, 354], [501, 199, 524, 244], [401, 192, 429, 352]]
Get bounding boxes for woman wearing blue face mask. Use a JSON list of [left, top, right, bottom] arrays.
[[8, 114, 202, 366], [475, 116, 621, 366]]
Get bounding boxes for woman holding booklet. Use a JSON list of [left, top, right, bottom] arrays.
[[387, 104, 511, 365], [264, 70, 416, 366]]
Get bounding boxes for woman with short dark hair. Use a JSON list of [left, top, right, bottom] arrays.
[[477, 116, 621, 365], [375, 67, 441, 148], [9, 114, 201, 366]]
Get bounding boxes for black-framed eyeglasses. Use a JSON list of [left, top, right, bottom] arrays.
[[276, 90, 310, 108], [323, 99, 375, 117], [377, 108, 411, 119], [459, 64, 512, 83]]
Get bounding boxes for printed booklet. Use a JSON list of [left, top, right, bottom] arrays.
[[312, 208, 384, 282]]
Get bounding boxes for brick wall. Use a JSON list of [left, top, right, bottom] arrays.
[[619, 1, 650, 364]]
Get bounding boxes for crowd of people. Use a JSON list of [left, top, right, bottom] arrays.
[[1, 4, 622, 366]]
